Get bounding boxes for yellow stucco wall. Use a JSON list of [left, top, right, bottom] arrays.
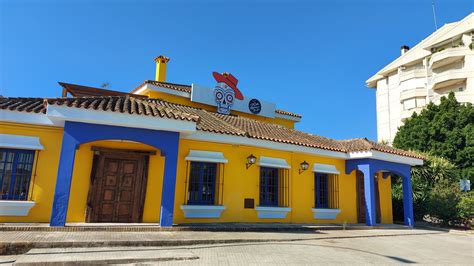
[[0, 122, 63, 222], [1, 122, 394, 225], [378, 174, 394, 224], [144, 90, 297, 129], [174, 139, 364, 224]]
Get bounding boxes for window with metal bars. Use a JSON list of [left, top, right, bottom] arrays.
[[0, 149, 35, 201], [187, 162, 217, 205], [314, 173, 339, 209], [259, 167, 279, 207]]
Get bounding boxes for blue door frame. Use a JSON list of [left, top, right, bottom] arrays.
[[346, 158, 414, 227], [50, 121, 180, 227]]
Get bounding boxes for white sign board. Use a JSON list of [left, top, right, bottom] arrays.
[[460, 179, 471, 192], [190, 84, 276, 118]]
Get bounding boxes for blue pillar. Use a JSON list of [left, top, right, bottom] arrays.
[[402, 172, 415, 227], [358, 164, 377, 226], [159, 135, 179, 227], [50, 130, 79, 226]]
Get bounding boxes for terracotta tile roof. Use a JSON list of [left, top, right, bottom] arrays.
[[275, 109, 302, 118], [147, 99, 246, 136], [131, 80, 302, 118], [0, 96, 421, 159], [340, 138, 424, 159], [131, 80, 192, 94], [0, 97, 46, 113], [0, 96, 199, 122]]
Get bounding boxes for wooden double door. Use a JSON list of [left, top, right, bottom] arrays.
[[356, 171, 381, 224], [86, 149, 149, 223]]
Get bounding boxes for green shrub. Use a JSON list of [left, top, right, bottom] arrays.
[[457, 191, 474, 224], [427, 180, 461, 225]]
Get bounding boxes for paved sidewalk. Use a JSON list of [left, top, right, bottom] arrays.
[[0, 228, 446, 255], [2, 230, 472, 265]]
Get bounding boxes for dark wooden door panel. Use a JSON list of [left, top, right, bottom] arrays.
[[356, 172, 381, 224], [356, 172, 366, 223], [87, 150, 148, 223]]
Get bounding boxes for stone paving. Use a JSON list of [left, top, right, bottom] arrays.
[[154, 232, 473, 265]]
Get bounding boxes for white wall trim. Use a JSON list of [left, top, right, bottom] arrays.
[[255, 206, 291, 219], [274, 113, 301, 122], [311, 208, 341, 219], [46, 105, 197, 133], [181, 131, 348, 159], [0, 134, 44, 150], [0, 110, 57, 126], [258, 156, 290, 169], [0, 201, 35, 216], [185, 150, 228, 163], [312, 163, 340, 174], [180, 205, 225, 218], [349, 150, 423, 166]]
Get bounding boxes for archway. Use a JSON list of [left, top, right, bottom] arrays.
[[346, 158, 414, 227], [50, 121, 180, 227]]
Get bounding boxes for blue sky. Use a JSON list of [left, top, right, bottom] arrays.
[[1, 0, 472, 140]]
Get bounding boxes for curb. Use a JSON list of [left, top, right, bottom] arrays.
[[0, 231, 443, 255], [0, 224, 409, 232]]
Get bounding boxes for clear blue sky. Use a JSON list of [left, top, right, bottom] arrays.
[[1, 0, 472, 140]]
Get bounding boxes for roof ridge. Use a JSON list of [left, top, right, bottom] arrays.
[[144, 80, 192, 88]]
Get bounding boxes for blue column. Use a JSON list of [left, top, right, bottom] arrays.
[[402, 172, 415, 227], [159, 136, 180, 227], [50, 130, 79, 226], [358, 164, 376, 226]]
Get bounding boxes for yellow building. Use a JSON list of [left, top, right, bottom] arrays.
[[0, 56, 423, 227]]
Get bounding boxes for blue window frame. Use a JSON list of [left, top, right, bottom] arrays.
[[187, 162, 217, 205], [259, 167, 279, 206], [0, 149, 35, 201], [315, 173, 329, 208]]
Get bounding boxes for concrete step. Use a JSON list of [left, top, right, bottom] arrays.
[[13, 246, 199, 265]]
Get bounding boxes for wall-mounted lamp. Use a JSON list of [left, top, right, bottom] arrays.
[[246, 154, 257, 169], [299, 161, 309, 174]]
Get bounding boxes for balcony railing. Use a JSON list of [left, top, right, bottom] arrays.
[[399, 68, 425, 82], [431, 69, 469, 90], [430, 47, 467, 69], [400, 88, 427, 102]]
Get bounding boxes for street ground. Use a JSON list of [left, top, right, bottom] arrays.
[[0, 228, 472, 265]]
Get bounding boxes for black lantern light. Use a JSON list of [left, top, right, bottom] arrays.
[[299, 161, 309, 174], [246, 154, 257, 169]]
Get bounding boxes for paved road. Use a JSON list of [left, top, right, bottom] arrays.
[[156, 232, 473, 265]]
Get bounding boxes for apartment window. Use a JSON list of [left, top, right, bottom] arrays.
[[187, 162, 217, 205], [403, 98, 416, 110], [0, 149, 35, 200], [314, 173, 339, 209]]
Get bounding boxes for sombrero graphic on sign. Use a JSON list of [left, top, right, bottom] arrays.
[[213, 72, 244, 115]]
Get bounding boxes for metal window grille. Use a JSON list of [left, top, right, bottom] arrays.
[[259, 167, 290, 207], [186, 162, 217, 205], [0, 149, 35, 201], [315, 173, 339, 209]]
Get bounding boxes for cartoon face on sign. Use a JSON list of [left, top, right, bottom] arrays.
[[212, 72, 244, 115], [214, 83, 235, 115]]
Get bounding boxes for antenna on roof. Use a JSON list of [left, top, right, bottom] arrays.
[[431, 0, 438, 30]]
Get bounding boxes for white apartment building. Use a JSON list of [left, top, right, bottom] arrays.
[[367, 13, 474, 143]]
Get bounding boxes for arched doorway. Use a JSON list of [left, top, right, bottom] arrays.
[[50, 121, 180, 227], [86, 147, 153, 223]]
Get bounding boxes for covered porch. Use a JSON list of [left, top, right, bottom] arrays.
[[346, 158, 416, 227]]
